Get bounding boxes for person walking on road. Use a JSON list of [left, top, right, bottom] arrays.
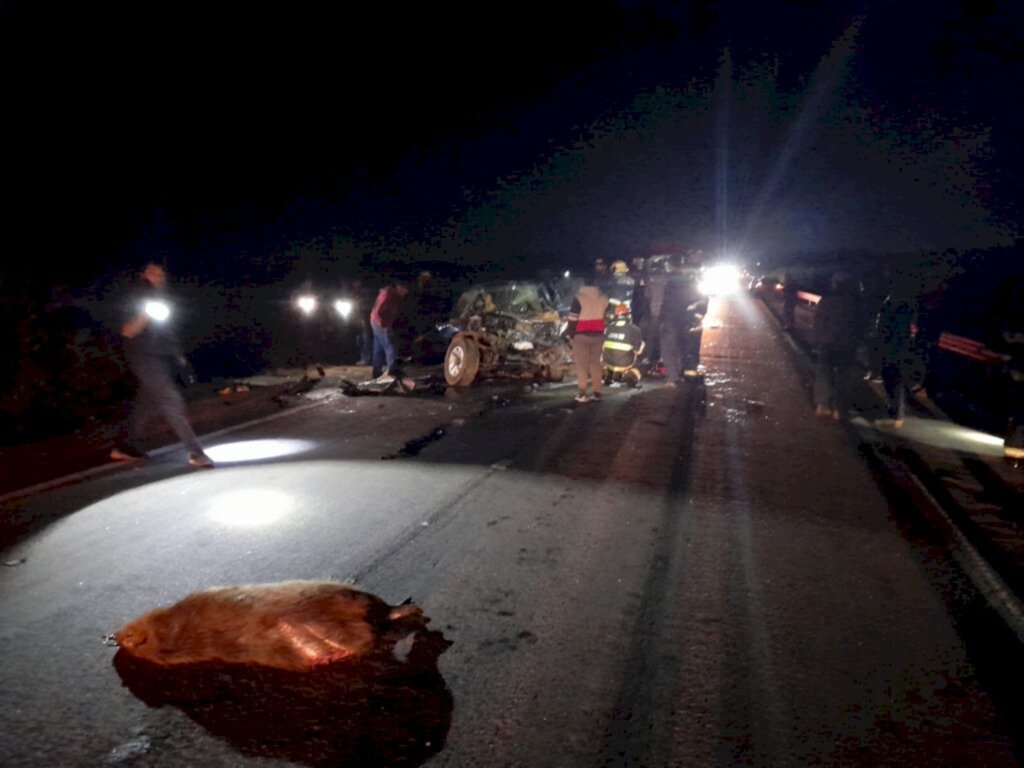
[[110, 263, 213, 468], [369, 281, 409, 381], [813, 271, 864, 420], [567, 276, 609, 402]]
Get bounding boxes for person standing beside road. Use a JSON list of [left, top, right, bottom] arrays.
[[110, 263, 213, 468], [813, 271, 864, 420], [872, 286, 915, 428], [659, 250, 708, 386], [566, 276, 608, 403], [349, 278, 375, 366], [369, 281, 409, 381], [782, 272, 798, 331], [996, 280, 1024, 461], [913, 283, 947, 396], [640, 255, 669, 369]]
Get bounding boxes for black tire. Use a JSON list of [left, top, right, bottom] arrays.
[[444, 335, 480, 386]]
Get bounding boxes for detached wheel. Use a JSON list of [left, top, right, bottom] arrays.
[[444, 335, 480, 386]]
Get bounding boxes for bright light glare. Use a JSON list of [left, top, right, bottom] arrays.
[[296, 295, 317, 315], [699, 264, 741, 296], [958, 428, 1005, 448], [334, 299, 353, 318], [875, 418, 1006, 456], [144, 300, 170, 321], [563, 270, 571, 278], [205, 439, 316, 463], [208, 488, 294, 527]]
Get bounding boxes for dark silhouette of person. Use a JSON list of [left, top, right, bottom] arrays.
[[110, 263, 213, 468], [873, 286, 915, 428], [659, 251, 708, 385], [813, 271, 864, 420], [782, 272, 798, 331]]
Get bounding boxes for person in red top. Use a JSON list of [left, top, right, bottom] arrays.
[[369, 282, 409, 379], [566, 276, 609, 402]]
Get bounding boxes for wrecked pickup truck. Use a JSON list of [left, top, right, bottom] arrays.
[[441, 281, 572, 386]]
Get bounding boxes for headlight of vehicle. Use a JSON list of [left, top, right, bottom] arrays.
[[295, 295, 317, 315], [698, 264, 741, 296], [333, 298, 353, 319]]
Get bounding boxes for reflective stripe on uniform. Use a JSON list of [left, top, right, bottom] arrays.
[[603, 340, 635, 352]]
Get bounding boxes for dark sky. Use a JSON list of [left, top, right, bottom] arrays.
[[3, 0, 1022, 285]]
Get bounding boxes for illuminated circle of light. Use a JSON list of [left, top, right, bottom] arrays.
[[296, 295, 317, 315], [208, 488, 294, 527], [144, 300, 171, 321], [205, 439, 316, 464], [334, 299, 353, 318]]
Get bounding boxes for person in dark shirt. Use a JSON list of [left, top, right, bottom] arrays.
[[996, 278, 1024, 461], [349, 278, 375, 365], [813, 271, 864, 420], [659, 251, 708, 386], [782, 272, 798, 331], [872, 288, 915, 428], [110, 263, 213, 468]]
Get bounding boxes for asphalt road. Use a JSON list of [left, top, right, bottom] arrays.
[[1, 294, 1020, 767]]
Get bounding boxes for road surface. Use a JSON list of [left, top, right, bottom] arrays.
[[1, 293, 1019, 767]]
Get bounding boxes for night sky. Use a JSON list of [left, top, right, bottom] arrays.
[[3, 0, 1022, 287]]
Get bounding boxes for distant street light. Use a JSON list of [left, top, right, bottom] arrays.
[[296, 295, 317, 315]]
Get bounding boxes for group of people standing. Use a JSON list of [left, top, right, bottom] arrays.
[[346, 271, 448, 381], [809, 268, 1024, 462], [567, 250, 708, 403], [108, 265, 447, 468]]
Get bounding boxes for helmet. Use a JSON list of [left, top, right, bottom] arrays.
[[611, 260, 629, 274], [614, 302, 630, 316]]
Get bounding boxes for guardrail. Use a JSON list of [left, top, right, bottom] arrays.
[[937, 332, 1006, 364]]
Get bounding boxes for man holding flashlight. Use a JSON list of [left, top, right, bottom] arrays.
[[110, 263, 213, 468]]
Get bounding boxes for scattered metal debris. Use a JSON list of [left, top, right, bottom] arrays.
[[382, 427, 448, 459]]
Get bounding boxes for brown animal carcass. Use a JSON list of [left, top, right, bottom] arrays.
[[115, 580, 424, 672]]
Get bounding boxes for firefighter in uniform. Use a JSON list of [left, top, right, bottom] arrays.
[[603, 302, 645, 387], [607, 260, 636, 318]]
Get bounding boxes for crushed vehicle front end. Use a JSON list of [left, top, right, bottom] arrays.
[[442, 282, 572, 386]]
